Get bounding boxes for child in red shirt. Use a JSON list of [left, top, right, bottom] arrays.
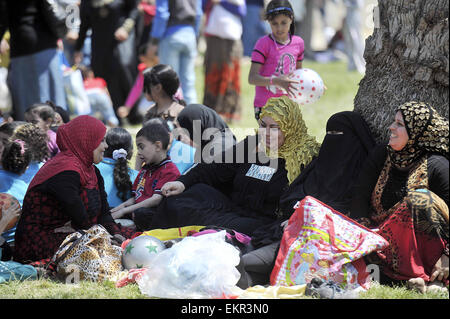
[[110, 121, 179, 230], [79, 66, 120, 127]]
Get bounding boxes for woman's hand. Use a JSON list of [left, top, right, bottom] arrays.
[[114, 27, 129, 42], [117, 106, 130, 118], [65, 30, 79, 44], [110, 201, 132, 219], [161, 181, 185, 197], [430, 254, 449, 282], [54, 221, 76, 234], [111, 207, 129, 220], [0, 38, 10, 55], [0, 202, 21, 233], [110, 203, 125, 214]]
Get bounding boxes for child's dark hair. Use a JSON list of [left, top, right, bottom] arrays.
[[104, 127, 134, 202], [0, 121, 27, 137], [25, 101, 56, 124], [138, 42, 152, 57], [143, 117, 171, 132], [143, 64, 180, 98], [1, 139, 32, 175], [78, 65, 93, 80], [136, 122, 170, 151], [265, 0, 295, 35], [54, 106, 70, 123], [12, 123, 50, 162]]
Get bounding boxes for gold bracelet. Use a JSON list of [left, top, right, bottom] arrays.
[[122, 18, 135, 33]]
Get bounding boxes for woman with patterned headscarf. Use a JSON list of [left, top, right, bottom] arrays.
[[150, 96, 319, 238], [351, 101, 449, 293]]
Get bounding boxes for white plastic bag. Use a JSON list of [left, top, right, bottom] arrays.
[[63, 68, 91, 116], [0, 67, 12, 114], [204, 4, 243, 40], [137, 231, 241, 299]]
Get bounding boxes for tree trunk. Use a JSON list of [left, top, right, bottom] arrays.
[[353, 0, 449, 143]]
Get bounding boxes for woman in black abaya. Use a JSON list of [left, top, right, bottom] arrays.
[[75, 0, 139, 120]]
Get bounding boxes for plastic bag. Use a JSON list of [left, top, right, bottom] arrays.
[[137, 231, 241, 299], [63, 68, 91, 116], [0, 67, 12, 114]]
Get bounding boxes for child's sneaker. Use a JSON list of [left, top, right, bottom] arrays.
[[305, 277, 344, 299]]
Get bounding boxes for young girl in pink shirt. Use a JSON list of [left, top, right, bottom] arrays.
[[248, 0, 304, 120]]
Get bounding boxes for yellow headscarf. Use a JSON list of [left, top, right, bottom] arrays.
[[259, 96, 321, 184]]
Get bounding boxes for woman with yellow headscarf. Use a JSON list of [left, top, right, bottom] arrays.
[[148, 96, 319, 240], [259, 96, 321, 184]]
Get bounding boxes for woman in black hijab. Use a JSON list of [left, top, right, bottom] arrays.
[[279, 110, 376, 218], [175, 104, 236, 163]]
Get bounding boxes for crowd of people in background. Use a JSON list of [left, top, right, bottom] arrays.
[[0, 0, 447, 296], [0, 0, 367, 126]]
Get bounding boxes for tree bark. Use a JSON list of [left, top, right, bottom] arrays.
[[353, 0, 449, 143]]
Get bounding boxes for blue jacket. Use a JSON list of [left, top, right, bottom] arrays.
[[96, 157, 139, 209], [151, 0, 203, 40]]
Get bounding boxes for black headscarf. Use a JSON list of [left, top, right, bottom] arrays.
[[176, 104, 233, 151], [279, 111, 376, 217]]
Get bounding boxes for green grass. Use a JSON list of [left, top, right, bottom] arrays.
[[359, 282, 449, 299], [0, 277, 447, 299], [2, 60, 446, 299], [0, 277, 144, 299]]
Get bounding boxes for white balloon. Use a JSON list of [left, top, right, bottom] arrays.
[[289, 68, 325, 105], [122, 235, 166, 270]]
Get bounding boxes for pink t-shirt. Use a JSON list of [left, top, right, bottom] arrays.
[[251, 34, 304, 108]]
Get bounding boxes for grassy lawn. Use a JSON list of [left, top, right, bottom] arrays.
[[0, 276, 448, 299], [1, 60, 448, 300]]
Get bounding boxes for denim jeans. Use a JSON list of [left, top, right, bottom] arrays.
[[343, 3, 366, 73], [241, 4, 270, 57], [87, 90, 119, 126], [8, 48, 67, 120], [63, 34, 92, 67], [158, 27, 198, 105]]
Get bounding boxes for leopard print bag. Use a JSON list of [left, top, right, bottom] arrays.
[[52, 225, 123, 282]]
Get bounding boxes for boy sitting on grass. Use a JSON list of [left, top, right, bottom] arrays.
[[110, 122, 180, 230]]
